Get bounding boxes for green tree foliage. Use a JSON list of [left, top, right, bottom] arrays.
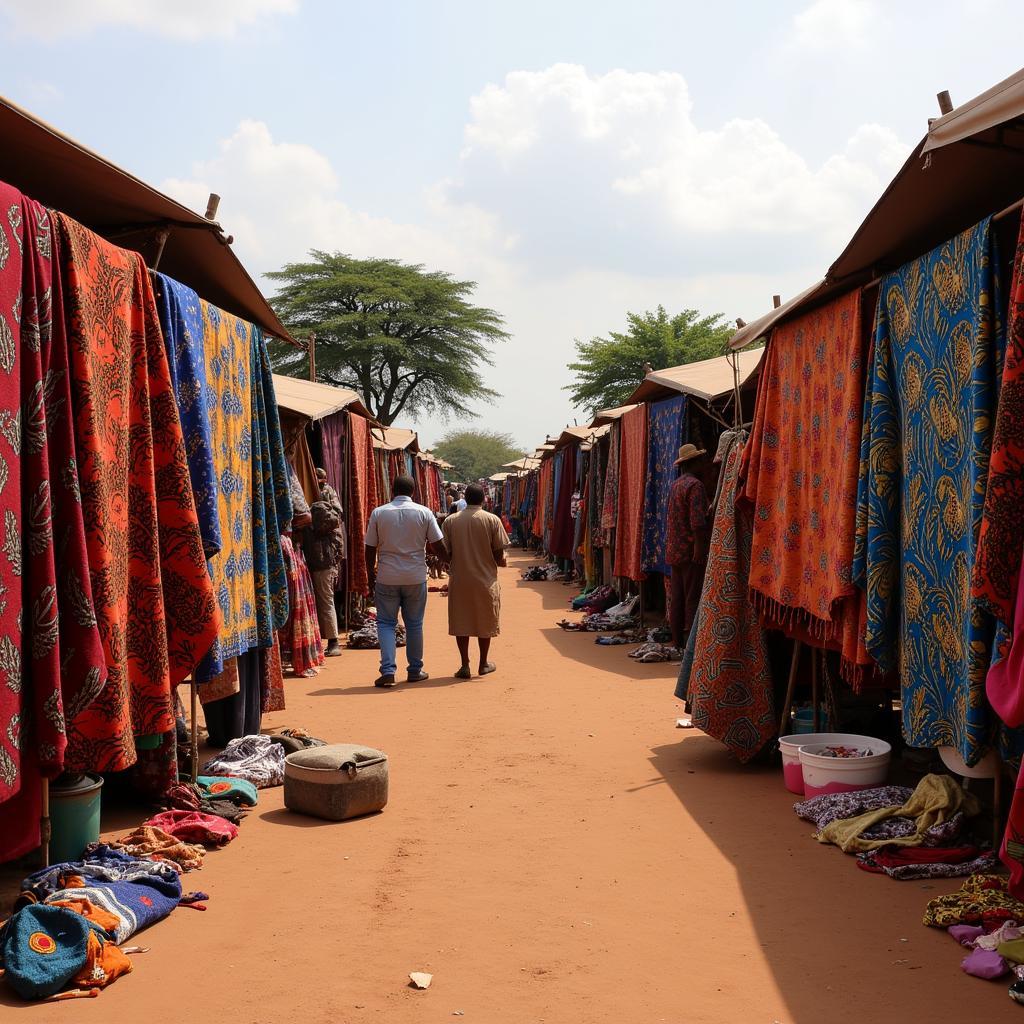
[[267, 252, 508, 425], [433, 429, 525, 483], [565, 305, 733, 414]]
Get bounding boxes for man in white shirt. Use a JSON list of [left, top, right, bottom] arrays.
[[364, 475, 447, 687]]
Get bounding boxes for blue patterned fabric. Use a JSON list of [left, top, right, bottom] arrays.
[[250, 329, 292, 641], [853, 218, 1002, 765], [153, 273, 221, 559], [641, 394, 688, 574]]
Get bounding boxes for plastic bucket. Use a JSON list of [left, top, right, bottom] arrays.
[[49, 773, 103, 864], [790, 708, 832, 735], [778, 733, 876, 795], [799, 739, 891, 799]]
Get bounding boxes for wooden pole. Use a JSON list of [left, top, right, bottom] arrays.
[[937, 90, 954, 115], [190, 677, 199, 783], [150, 227, 171, 271], [778, 640, 801, 740], [40, 778, 50, 867], [308, 332, 316, 382], [204, 193, 221, 220], [811, 648, 820, 731], [772, 294, 781, 308]]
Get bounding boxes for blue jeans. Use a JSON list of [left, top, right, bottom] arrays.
[[375, 582, 427, 677]]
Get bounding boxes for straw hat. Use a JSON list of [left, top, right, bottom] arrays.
[[674, 443, 706, 466]]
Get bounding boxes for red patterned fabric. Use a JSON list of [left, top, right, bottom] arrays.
[[347, 412, 378, 596], [261, 632, 286, 713], [0, 187, 23, 804], [742, 290, 872, 678], [56, 214, 220, 772], [613, 404, 647, 582], [281, 535, 323, 676]]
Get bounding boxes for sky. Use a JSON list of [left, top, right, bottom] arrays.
[[2, 0, 1023, 450]]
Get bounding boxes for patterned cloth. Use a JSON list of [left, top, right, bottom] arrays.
[[281, 535, 324, 676], [201, 734, 286, 788], [104, 825, 205, 872], [260, 632, 286, 713], [600, 419, 620, 541], [152, 274, 221, 559], [550, 446, 576, 560], [642, 395, 687, 574], [743, 291, 870, 677], [924, 875, 1024, 929], [688, 432, 775, 761], [55, 214, 219, 773], [665, 473, 708, 566], [853, 218, 1001, 766], [613, 404, 648, 581], [0, 188, 22, 804], [347, 412, 378, 596], [857, 846, 998, 880]]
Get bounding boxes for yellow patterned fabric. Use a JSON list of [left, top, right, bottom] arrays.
[[853, 218, 1002, 765]]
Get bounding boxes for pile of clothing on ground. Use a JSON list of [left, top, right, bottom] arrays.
[[521, 564, 568, 582], [346, 613, 407, 650], [557, 594, 639, 634]]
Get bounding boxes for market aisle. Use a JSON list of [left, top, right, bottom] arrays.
[[6, 551, 1009, 1023]]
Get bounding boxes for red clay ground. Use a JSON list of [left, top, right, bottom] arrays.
[[1, 550, 1013, 1022]]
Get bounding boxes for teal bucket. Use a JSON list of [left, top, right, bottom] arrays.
[[49, 774, 103, 864], [791, 708, 832, 734]]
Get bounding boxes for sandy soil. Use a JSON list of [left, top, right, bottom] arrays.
[[1, 550, 1013, 1022]]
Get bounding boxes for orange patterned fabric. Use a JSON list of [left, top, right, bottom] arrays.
[[613, 404, 648, 582], [347, 412, 379, 596], [56, 214, 220, 772], [742, 291, 872, 679]]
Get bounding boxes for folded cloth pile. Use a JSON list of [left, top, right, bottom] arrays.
[[163, 782, 249, 825], [101, 826, 205, 872], [346, 617, 407, 650], [947, 918, 1024, 979], [201, 735, 287, 788], [595, 630, 645, 646], [857, 845, 998, 880], [816, 775, 979, 853], [268, 728, 327, 754], [521, 565, 567, 581], [794, 785, 968, 846], [925, 874, 1024, 929], [0, 903, 132, 999], [143, 810, 239, 847], [19, 848, 180, 905], [629, 641, 683, 663], [557, 612, 639, 632], [571, 585, 617, 612]]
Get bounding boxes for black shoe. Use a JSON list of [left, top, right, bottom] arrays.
[[407, 670, 429, 682]]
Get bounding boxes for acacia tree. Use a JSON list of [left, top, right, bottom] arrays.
[[433, 429, 525, 483], [565, 305, 733, 413], [268, 252, 508, 424]]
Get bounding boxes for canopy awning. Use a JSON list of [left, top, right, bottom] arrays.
[[553, 425, 594, 449], [589, 403, 639, 427], [0, 95, 296, 344], [372, 426, 419, 452], [502, 456, 541, 471], [272, 374, 373, 422], [628, 348, 764, 402]]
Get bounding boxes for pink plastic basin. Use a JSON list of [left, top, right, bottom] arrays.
[[778, 733, 876, 795], [799, 739, 891, 799]]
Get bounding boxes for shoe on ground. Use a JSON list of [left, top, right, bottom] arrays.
[[374, 674, 397, 688], [325, 640, 342, 657], [407, 670, 429, 682]]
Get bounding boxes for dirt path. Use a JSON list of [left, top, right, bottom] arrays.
[[5, 551, 1010, 1022]]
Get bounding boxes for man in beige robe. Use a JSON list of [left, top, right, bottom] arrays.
[[442, 482, 510, 679]]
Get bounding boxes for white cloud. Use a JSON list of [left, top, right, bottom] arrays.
[[0, 0, 297, 39], [158, 64, 911, 443], [444, 64, 909, 276], [792, 0, 877, 50]]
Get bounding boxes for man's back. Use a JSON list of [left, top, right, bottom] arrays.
[[444, 507, 506, 585], [365, 495, 440, 585]]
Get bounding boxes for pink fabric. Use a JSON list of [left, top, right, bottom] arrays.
[[144, 809, 239, 846], [986, 545, 1024, 729]]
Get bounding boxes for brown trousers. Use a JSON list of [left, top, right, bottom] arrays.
[[668, 561, 705, 647]]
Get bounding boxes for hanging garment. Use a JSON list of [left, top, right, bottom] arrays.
[[549, 446, 577, 560], [613, 404, 648, 582], [280, 535, 324, 676], [742, 291, 872, 678], [641, 394, 687, 575], [260, 632, 286, 713], [853, 218, 1001, 766], [55, 214, 219, 773], [347, 412, 378, 596], [688, 432, 775, 762], [0, 187, 23, 805], [600, 420, 620, 542]]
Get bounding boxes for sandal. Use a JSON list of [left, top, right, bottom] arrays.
[[479, 662, 497, 675]]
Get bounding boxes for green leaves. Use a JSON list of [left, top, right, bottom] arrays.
[[268, 252, 508, 424], [432, 429, 525, 483], [565, 305, 733, 413]]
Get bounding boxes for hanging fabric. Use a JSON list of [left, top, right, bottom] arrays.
[[853, 217, 1001, 766], [613, 404, 648, 582], [641, 394, 688, 575], [55, 213, 219, 773], [346, 412, 378, 596]]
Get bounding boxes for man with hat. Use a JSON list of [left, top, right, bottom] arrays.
[[665, 442, 710, 647]]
